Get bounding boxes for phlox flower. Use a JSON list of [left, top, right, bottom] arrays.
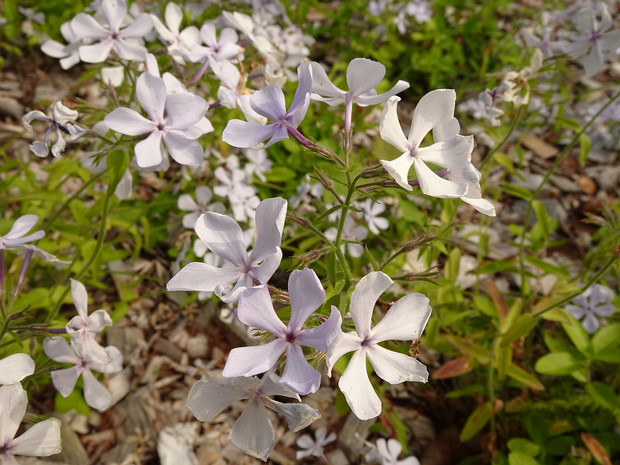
[[0, 384, 62, 464], [186, 372, 321, 462], [187, 23, 242, 73], [104, 72, 208, 168], [366, 438, 420, 465], [150, 3, 200, 64], [309, 58, 409, 131], [501, 49, 543, 107], [566, 283, 616, 333], [212, 166, 259, 223], [65, 279, 113, 365], [325, 216, 368, 258], [380, 92, 474, 198], [360, 199, 389, 235], [296, 427, 336, 461], [177, 186, 224, 230], [223, 268, 341, 395], [327, 272, 431, 420], [0, 354, 35, 386], [40, 21, 83, 69], [222, 63, 313, 148], [167, 197, 286, 303], [244, 148, 273, 182], [569, 5, 620, 76], [71, 0, 153, 63], [22, 101, 86, 158], [43, 336, 123, 411]]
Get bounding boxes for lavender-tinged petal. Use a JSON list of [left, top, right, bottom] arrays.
[[79, 40, 114, 63], [264, 398, 321, 432], [101, 0, 125, 32], [11, 417, 62, 457], [593, 304, 615, 318], [199, 23, 217, 46], [185, 117, 214, 139], [229, 401, 274, 462], [573, 7, 594, 34], [187, 378, 253, 421], [70, 13, 109, 39], [253, 249, 283, 285], [413, 158, 467, 198], [366, 344, 428, 384], [379, 96, 409, 152], [164, 3, 182, 34], [120, 13, 153, 38], [355, 80, 410, 105], [104, 107, 154, 135], [0, 353, 35, 384], [50, 367, 81, 397], [249, 197, 287, 263], [50, 131, 67, 158], [346, 58, 386, 97], [114, 39, 148, 61], [90, 345, 123, 373], [4, 215, 39, 240], [222, 120, 276, 148], [82, 369, 112, 411], [287, 269, 326, 332], [325, 330, 362, 375], [372, 293, 431, 342], [408, 89, 456, 148], [237, 286, 287, 335], [164, 132, 203, 166], [309, 62, 345, 99], [43, 337, 79, 364], [338, 350, 382, 420], [350, 271, 393, 339], [289, 63, 313, 116], [296, 306, 342, 351], [166, 93, 208, 130], [137, 73, 166, 123], [250, 85, 287, 121], [177, 193, 197, 212], [258, 371, 300, 399], [195, 212, 247, 266], [167, 261, 241, 292], [134, 131, 164, 168], [69, 279, 88, 320], [582, 312, 600, 334], [22, 111, 49, 132], [280, 343, 321, 395], [222, 339, 288, 378], [262, 123, 289, 148]]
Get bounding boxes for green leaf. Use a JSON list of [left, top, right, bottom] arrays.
[[531, 200, 550, 239], [55, 389, 91, 417], [507, 363, 545, 391], [508, 438, 540, 457], [585, 382, 619, 411], [579, 133, 591, 166], [460, 401, 494, 442], [534, 352, 584, 375], [591, 322, 620, 355], [525, 256, 569, 277], [107, 150, 130, 191], [591, 348, 620, 363], [501, 314, 537, 347], [265, 166, 296, 182], [502, 183, 532, 200], [508, 451, 541, 465], [561, 314, 590, 355]]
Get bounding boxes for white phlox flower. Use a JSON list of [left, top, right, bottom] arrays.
[[177, 186, 225, 230], [360, 199, 389, 235], [0, 354, 35, 386], [244, 148, 273, 182], [22, 101, 86, 158], [325, 216, 368, 258], [327, 271, 431, 420], [366, 438, 421, 465], [40, 21, 83, 69], [81, 149, 133, 200], [150, 3, 200, 64], [379, 92, 474, 198], [501, 49, 543, 107], [187, 23, 243, 66], [43, 336, 123, 411], [65, 279, 113, 365], [71, 0, 153, 63], [167, 197, 287, 303], [309, 58, 410, 131], [186, 372, 321, 462], [104, 72, 208, 168], [296, 427, 336, 460], [0, 384, 62, 463], [223, 268, 341, 395]]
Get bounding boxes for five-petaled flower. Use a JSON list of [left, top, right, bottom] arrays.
[[566, 283, 616, 333]]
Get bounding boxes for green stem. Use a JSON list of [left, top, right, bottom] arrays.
[[479, 105, 524, 170]]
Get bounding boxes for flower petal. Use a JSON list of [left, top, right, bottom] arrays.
[[187, 377, 254, 421], [69, 279, 88, 320], [367, 344, 428, 384], [338, 350, 382, 420], [43, 337, 79, 364], [355, 80, 410, 105], [413, 158, 467, 198], [289, 62, 313, 117], [250, 197, 287, 264], [350, 271, 393, 339], [372, 292, 431, 342], [408, 89, 456, 148], [222, 120, 276, 148], [280, 344, 321, 395], [11, 418, 62, 457], [166, 261, 241, 292], [164, 132, 203, 166], [287, 269, 326, 332], [166, 93, 208, 130], [381, 152, 414, 191], [134, 131, 164, 168], [82, 369, 112, 411], [380, 96, 409, 152], [70, 13, 108, 39], [325, 330, 362, 375], [195, 212, 247, 266], [309, 62, 344, 99], [418, 136, 473, 170], [50, 367, 80, 398], [237, 286, 287, 335], [79, 40, 114, 63], [264, 398, 321, 432], [104, 107, 154, 136], [229, 401, 274, 462], [222, 339, 287, 378], [120, 13, 153, 39], [4, 214, 39, 240], [137, 73, 166, 123], [296, 306, 343, 351], [346, 58, 386, 97], [0, 384, 28, 443], [0, 353, 35, 384], [250, 85, 286, 121]]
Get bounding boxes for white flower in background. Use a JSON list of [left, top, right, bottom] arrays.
[[177, 186, 225, 230], [186, 372, 321, 462], [290, 176, 323, 208], [522, 27, 567, 58], [501, 49, 543, 107], [188, 23, 242, 65], [566, 283, 616, 333], [459, 89, 503, 127], [43, 336, 123, 411], [151, 3, 200, 64], [569, 5, 620, 76], [223, 269, 341, 395], [309, 58, 410, 131], [393, 12, 409, 34], [40, 21, 83, 69], [0, 354, 35, 385], [104, 72, 208, 168], [213, 166, 259, 222], [380, 92, 473, 198], [167, 197, 286, 303], [296, 427, 336, 461], [71, 0, 153, 63], [360, 199, 389, 235], [22, 101, 86, 158], [327, 272, 431, 420], [65, 279, 113, 365], [0, 384, 62, 462], [244, 148, 273, 182], [406, 0, 432, 23], [366, 438, 421, 465], [81, 148, 133, 200], [325, 216, 368, 258]]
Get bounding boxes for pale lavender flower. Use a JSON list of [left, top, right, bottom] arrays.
[[325, 216, 368, 258], [406, 0, 432, 23], [296, 427, 336, 461], [150, 3, 200, 64], [569, 5, 620, 76], [0, 354, 35, 385], [104, 72, 208, 168], [222, 63, 313, 148], [566, 283, 616, 333], [360, 199, 389, 235], [40, 21, 83, 69], [187, 23, 242, 70], [309, 58, 409, 131], [223, 268, 341, 395], [380, 92, 474, 198], [71, 0, 153, 63], [366, 438, 421, 465], [167, 197, 286, 303], [244, 148, 273, 182], [186, 372, 321, 462], [327, 272, 431, 420], [43, 336, 123, 411], [368, 0, 388, 16], [22, 101, 86, 158], [393, 13, 409, 34], [290, 176, 323, 208], [177, 186, 224, 230], [0, 384, 62, 462], [522, 27, 567, 58]]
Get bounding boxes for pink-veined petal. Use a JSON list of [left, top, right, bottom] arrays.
[[413, 158, 467, 198], [338, 350, 382, 420], [187, 378, 254, 421], [134, 131, 164, 168], [222, 120, 276, 148], [11, 418, 62, 457], [222, 339, 288, 378], [280, 344, 321, 395], [237, 286, 287, 335], [372, 292, 431, 342], [195, 212, 247, 266], [346, 58, 386, 97], [104, 107, 154, 135], [230, 401, 274, 462], [296, 306, 342, 352], [250, 85, 286, 121], [287, 269, 326, 332], [350, 271, 393, 339], [0, 353, 35, 385], [166, 261, 241, 292], [408, 89, 456, 148], [164, 132, 203, 166], [366, 344, 428, 384]]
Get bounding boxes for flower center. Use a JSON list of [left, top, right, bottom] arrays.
[[286, 332, 296, 343]]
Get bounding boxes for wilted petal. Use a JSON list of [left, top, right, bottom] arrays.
[[187, 378, 253, 421], [264, 398, 321, 432], [82, 369, 111, 411], [22, 111, 49, 132], [287, 269, 326, 332], [0, 353, 35, 385], [237, 286, 287, 336], [222, 339, 287, 378], [280, 344, 321, 395], [11, 418, 62, 457], [367, 344, 428, 384], [372, 293, 431, 342], [229, 401, 274, 462], [167, 262, 241, 292], [350, 272, 392, 339], [338, 350, 382, 420]]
